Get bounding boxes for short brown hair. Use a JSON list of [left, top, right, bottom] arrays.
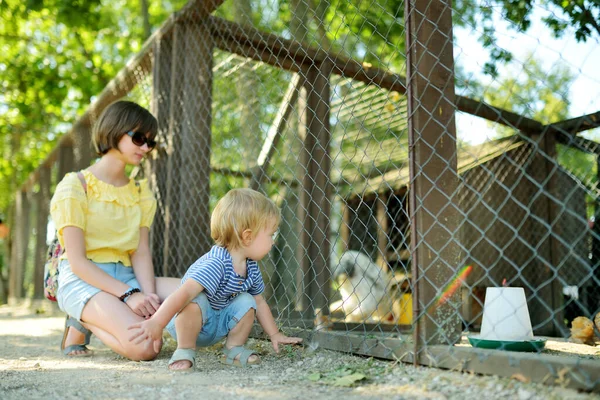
[[211, 188, 281, 250], [93, 100, 158, 155]]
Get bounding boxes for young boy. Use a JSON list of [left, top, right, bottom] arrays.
[[127, 188, 302, 370]]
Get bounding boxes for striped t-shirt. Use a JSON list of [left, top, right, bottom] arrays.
[[182, 245, 265, 310]]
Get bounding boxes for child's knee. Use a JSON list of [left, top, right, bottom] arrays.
[[176, 302, 203, 326], [237, 292, 257, 311]]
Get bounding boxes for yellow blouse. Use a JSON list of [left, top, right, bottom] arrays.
[[50, 170, 157, 267]]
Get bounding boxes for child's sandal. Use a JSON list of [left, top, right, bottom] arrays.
[[168, 348, 196, 371], [221, 346, 260, 367]]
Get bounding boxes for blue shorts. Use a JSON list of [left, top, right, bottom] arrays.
[[57, 259, 141, 321], [166, 292, 257, 347]]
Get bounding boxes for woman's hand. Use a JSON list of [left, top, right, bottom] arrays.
[[127, 319, 163, 353], [125, 292, 161, 319], [269, 332, 303, 353]]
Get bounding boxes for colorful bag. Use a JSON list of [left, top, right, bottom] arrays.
[[43, 172, 87, 302], [43, 238, 63, 301]]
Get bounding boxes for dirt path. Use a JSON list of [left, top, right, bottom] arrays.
[[0, 302, 597, 400]]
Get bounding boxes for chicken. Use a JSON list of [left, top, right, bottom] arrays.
[[330, 251, 398, 323], [569, 316, 596, 345]]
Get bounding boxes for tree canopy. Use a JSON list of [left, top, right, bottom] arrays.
[[0, 0, 597, 215]]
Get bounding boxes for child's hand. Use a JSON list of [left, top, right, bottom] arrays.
[[269, 332, 303, 353], [128, 319, 163, 352]]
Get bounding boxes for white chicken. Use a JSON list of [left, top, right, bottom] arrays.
[[330, 250, 398, 322]]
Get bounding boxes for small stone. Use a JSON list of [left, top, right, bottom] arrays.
[[517, 389, 533, 400]]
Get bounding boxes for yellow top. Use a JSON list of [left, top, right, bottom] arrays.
[[50, 170, 157, 267]]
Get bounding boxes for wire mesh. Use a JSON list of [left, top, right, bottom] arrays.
[[7, 0, 600, 391]]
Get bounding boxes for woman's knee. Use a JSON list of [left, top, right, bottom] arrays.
[[124, 340, 162, 361]]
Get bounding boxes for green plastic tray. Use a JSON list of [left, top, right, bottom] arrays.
[[467, 335, 546, 352]]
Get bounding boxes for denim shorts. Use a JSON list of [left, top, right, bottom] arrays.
[[166, 292, 257, 347], [57, 259, 141, 321]]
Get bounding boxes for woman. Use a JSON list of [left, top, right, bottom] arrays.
[[51, 100, 179, 360]]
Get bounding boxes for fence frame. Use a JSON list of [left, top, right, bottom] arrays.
[[6, 0, 600, 391]]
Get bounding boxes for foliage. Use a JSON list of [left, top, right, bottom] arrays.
[[0, 0, 188, 214], [482, 52, 574, 134], [453, 0, 600, 77]]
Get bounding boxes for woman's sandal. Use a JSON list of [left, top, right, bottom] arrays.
[[221, 346, 261, 367], [61, 316, 93, 357], [168, 348, 196, 371]]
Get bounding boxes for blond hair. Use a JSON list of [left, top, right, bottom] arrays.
[[211, 188, 281, 249]]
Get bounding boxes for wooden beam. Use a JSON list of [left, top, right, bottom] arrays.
[[405, 0, 462, 352], [32, 167, 50, 299], [546, 110, 600, 135], [178, 20, 214, 267], [296, 60, 333, 316], [208, 16, 407, 94], [250, 74, 303, 190]]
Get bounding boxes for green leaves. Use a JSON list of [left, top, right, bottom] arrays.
[[306, 368, 367, 387]]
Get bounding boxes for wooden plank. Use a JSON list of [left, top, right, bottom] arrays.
[[424, 345, 600, 392], [376, 192, 389, 271], [547, 110, 600, 135], [149, 29, 174, 277], [405, 0, 461, 351], [32, 166, 50, 299], [162, 23, 185, 277], [250, 74, 303, 190], [178, 20, 214, 267], [296, 60, 333, 316], [56, 140, 74, 182]]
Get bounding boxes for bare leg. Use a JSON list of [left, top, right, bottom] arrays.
[[225, 309, 258, 363], [170, 302, 203, 370], [155, 277, 181, 302], [80, 292, 159, 360], [63, 326, 90, 356]]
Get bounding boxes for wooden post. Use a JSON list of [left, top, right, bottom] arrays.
[[376, 193, 389, 272], [161, 23, 185, 277], [57, 138, 75, 180], [72, 118, 94, 171], [150, 30, 174, 277], [526, 132, 563, 336], [10, 189, 31, 299], [176, 20, 213, 268], [405, 0, 461, 352], [33, 167, 51, 299], [296, 60, 332, 316]]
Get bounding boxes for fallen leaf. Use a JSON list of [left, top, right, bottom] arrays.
[[333, 373, 366, 387], [511, 373, 530, 383], [308, 373, 321, 381]]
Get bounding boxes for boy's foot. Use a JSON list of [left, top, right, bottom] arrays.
[[168, 348, 196, 371], [169, 360, 192, 370], [222, 346, 260, 367]]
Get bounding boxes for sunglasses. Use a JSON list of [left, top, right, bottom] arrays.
[[127, 131, 157, 149]]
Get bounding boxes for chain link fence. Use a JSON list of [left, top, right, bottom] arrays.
[[6, 0, 600, 391]]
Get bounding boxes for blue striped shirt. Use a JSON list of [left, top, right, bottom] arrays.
[[181, 245, 265, 310]]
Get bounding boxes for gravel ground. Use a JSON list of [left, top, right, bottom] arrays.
[[0, 302, 598, 400]]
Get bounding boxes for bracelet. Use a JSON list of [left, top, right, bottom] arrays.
[[119, 287, 141, 302]]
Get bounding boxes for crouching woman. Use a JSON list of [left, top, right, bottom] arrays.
[[50, 101, 179, 360]]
